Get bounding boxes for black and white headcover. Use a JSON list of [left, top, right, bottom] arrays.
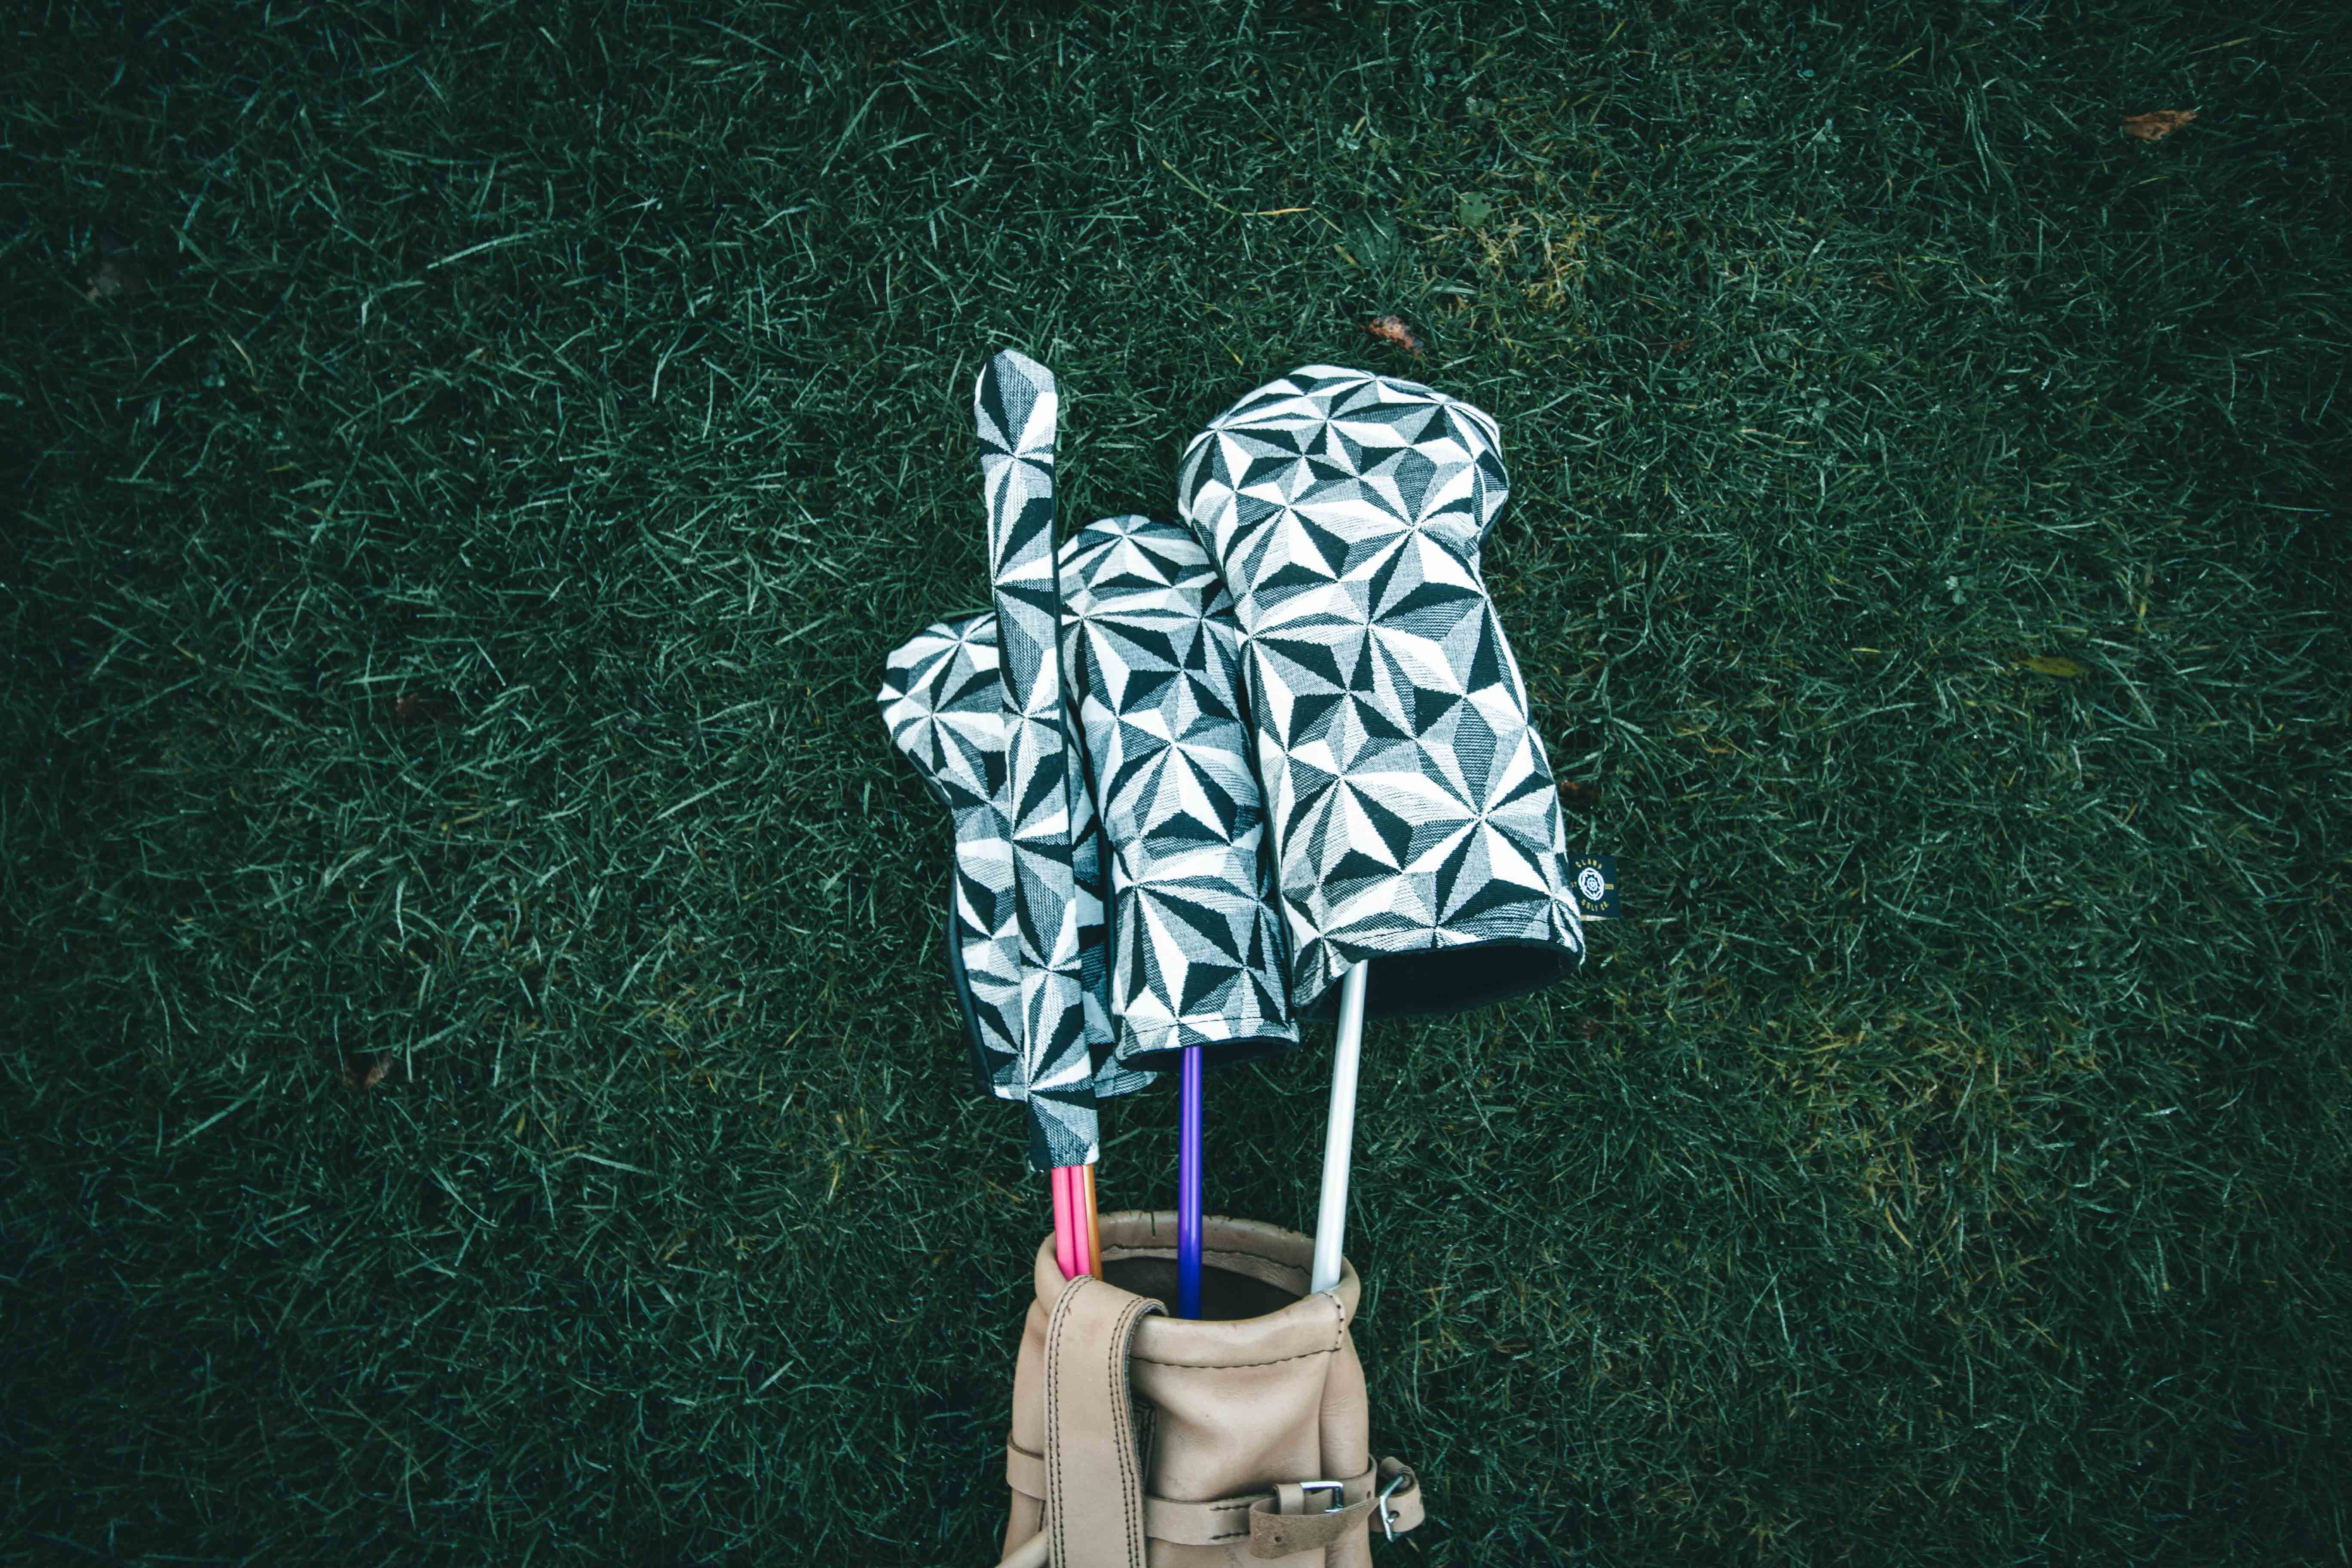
[[1060, 514, 1296, 1074], [878, 352, 1298, 1169], [877, 610, 1143, 1163], [1177, 365, 1584, 1020]]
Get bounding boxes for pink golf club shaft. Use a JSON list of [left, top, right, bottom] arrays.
[[1051, 1166, 1078, 1280]]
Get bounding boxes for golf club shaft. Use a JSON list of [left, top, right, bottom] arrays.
[[1081, 1163, 1101, 1276], [1051, 1165, 1078, 1280], [1310, 962, 1370, 1294], [1178, 1045, 1204, 1317]]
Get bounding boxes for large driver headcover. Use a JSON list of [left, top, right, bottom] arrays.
[[1177, 366, 1584, 1021]]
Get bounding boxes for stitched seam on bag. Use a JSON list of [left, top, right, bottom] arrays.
[[1112, 1296, 1136, 1563], [1196, 1499, 1259, 1543], [1131, 1299, 1158, 1563], [1155, 1500, 1258, 1522], [1045, 1280, 1077, 1568], [1129, 1347, 1335, 1369], [1113, 1295, 1154, 1565]]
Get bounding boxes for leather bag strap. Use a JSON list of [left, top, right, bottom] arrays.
[[1243, 1458, 1423, 1559], [1007, 1452, 1426, 1560], [1041, 1276, 1165, 1568]]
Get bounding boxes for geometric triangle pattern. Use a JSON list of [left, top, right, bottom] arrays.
[[1060, 514, 1299, 1074], [1176, 366, 1585, 1020], [973, 349, 1122, 1169], [877, 612, 1146, 1150]]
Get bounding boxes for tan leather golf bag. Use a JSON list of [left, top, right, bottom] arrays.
[[995, 1213, 1423, 1567]]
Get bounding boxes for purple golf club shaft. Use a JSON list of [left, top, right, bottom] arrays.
[[1178, 1045, 1204, 1318]]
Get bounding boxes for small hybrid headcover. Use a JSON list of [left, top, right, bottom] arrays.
[[974, 349, 1111, 1170], [875, 351, 1157, 1173], [878, 616, 1144, 1130], [1177, 365, 1584, 1021], [1060, 514, 1296, 1074]]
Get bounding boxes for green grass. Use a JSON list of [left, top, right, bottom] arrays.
[[5, 1, 2349, 1562]]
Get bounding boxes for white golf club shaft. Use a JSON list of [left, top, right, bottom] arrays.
[[1310, 961, 1370, 1294]]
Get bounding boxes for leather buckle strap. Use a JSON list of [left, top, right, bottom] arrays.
[[1373, 1458, 1425, 1540], [1004, 1455, 1425, 1563], [1008, 1427, 1425, 1561], [1376, 1463, 1412, 1542], [1292, 1479, 1347, 1512], [1246, 1458, 1422, 1560], [1129, 1458, 1424, 1559]]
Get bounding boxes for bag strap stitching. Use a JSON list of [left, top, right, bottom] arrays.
[[1044, 1277, 1076, 1568], [1112, 1293, 1150, 1564], [1128, 1348, 1335, 1370], [1130, 1296, 1159, 1560]]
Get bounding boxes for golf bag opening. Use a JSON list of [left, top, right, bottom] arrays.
[[1303, 938, 1578, 1023], [1099, 1248, 1298, 1323]]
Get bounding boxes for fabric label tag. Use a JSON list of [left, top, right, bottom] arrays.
[[1570, 854, 1618, 920]]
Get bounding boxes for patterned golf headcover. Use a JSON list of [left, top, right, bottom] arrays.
[[1060, 514, 1297, 1074], [877, 615, 1144, 1137], [974, 349, 1116, 1170], [1177, 365, 1584, 1020]]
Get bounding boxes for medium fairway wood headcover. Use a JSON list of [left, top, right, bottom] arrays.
[[1177, 365, 1585, 1021], [1060, 514, 1297, 1074]]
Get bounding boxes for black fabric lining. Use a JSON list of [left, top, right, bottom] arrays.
[[1102, 1255, 1298, 1322], [1299, 937, 1578, 1023], [940, 888, 998, 1099]]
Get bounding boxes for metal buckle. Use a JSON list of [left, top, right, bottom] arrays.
[[1296, 1480, 1347, 1515], [1377, 1469, 1408, 1542]]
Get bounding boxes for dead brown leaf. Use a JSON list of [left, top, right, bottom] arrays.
[[1365, 315, 1424, 355], [2121, 109, 2198, 142], [2020, 655, 2088, 678], [1557, 778, 1602, 806], [343, 1053, 397, 1090]]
